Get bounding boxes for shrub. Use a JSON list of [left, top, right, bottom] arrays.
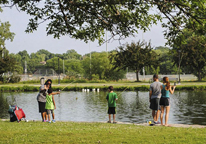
[[9, 75, 21, 83]]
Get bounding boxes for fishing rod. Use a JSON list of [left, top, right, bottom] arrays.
[[58, 80, 77, 93], [116, 86, 129, 97]]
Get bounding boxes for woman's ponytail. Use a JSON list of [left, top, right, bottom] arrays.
[[163, 77, 170, 90]]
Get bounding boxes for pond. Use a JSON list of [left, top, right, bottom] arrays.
[[0, 91, 206, 125]]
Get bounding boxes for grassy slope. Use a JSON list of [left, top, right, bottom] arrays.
[[0, 121, 206, 144]]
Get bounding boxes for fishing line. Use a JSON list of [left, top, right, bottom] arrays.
[[116, 86, 129, 97], [59, 80, 77, 92]]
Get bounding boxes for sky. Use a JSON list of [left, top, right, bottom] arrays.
[[0, 6, 167, 56]]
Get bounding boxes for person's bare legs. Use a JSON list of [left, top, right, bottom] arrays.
[[41, 112, 44, 121], [152, 110, 155, 119], [113, 114, 116, 122], [45, 113, 48, 121], [48, 113, 51, 122], [52, 112, 55, 120], [160, 106, 165, 125], [108, 114, 111, 122], [153, 110, 160, 122], [165, 106, 170, 126], [155, 110, 160, 122], [42, 112, 47, 121]]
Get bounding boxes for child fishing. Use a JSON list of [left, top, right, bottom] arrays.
[[106, 86, 118, 123], [45, 88, 57, 123]]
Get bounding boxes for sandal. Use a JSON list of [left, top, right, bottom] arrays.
[[107, 121, 111, 123], [113, 121, 117, 124]]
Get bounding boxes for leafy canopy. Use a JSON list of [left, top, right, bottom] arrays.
[[1, 0, 205, 44], [110, 41, 158, 81], [171, 29, 206, 81]]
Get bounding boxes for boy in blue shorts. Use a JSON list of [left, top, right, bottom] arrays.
[[106, 86, 118, 123]]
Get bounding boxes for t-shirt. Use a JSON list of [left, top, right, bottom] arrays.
[[161, 84, 170, 98], [150, 81, 162, 99], [37, 85, 46, 102], [45, 94, 54, 110], [106, 92, 118, 107]]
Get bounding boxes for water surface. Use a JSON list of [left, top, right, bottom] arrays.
[[1, 91, 206, 125]]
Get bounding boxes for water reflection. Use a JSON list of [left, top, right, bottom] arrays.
[[0, 91, 206, 125], [173, 91, 206, 125], [0, 93, 9, 118]]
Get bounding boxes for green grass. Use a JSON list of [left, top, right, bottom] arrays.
[[2, 82, 206, 92], [0, 120, 206, 144]]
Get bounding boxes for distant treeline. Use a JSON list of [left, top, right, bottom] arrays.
[[1, 46, 192, 82]]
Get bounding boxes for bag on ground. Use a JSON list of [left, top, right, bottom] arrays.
[[8, 105, 26, 122]]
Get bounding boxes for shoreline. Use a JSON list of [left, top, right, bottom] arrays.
[[1, 83, 206, 92], [1, 119, 205, 128]]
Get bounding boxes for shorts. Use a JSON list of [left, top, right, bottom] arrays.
[[46, 109, 54, 114], [160, 97, 170, 107], [108, 107, 116, 114], [38, 101, 47, 113], [150, 98, 160, 110]]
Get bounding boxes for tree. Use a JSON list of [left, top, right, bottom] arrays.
[[171, 29, 206, 81], [17, 50, 30, 73], [0, 49, 20, 74], [110, 41, 158, 81], [46, 57, 63, 74], [82, 52, 126, 80], [0, 7, 16, 75], [8, 53, 23, 74], [18, 50, 29, 61], [36, 49, 53, 61], [65, 59, 83, 74], [28, 53, 45, 73], [82, 52, 109, 79], [155, 46, 177, 74], [105, 51, 126, 81], [0, 20, 15, 49], [2, 1, 205, 44], [63, 49, 82, 60]]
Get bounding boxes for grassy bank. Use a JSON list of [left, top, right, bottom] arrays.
[[2, 83, 206, 92], [0, 120, 205, 144]]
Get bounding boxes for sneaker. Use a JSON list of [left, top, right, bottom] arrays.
[[52, 120, 56, 123], [48, 121, 51, 123], [154, 121, 161, 124], [43, 120, 47, 122]]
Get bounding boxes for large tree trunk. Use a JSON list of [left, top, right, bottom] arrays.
[[136, 70, 139, 82], [198, 71, 202, 81]]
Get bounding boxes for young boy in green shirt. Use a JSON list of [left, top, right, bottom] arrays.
[[45, 88, 56, 123], [106, 86, 118, 123]]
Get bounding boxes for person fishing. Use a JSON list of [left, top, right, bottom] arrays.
[[149, 74, 163, 124], [37, 78, 47, 122], [37, 79, 60, 122], [160, 77, 176, 126], [106, 86, 118, 123]]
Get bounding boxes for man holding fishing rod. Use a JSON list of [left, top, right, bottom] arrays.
[[149, 74, 163, 124]]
